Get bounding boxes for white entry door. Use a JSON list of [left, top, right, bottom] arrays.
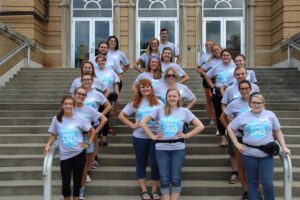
[[136, 18, 178, 57], [203, 18, 244, 57], [71, 18, 112, 68]]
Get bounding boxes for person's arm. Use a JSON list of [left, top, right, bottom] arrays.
[[219, 112, 229, 128], [227, 126, 245, 153], [133, 58, 144, 73], [221, 103, 227, 112], [44, 134, 57, 156], [185, 96, 197, 110], [177, 118, 205, 139], [178, 74, 190, 84], [101, 101, 112, 116], [122, 64, 130, 73], [202, 71, 215, 88], [103, 88, 110, 98], [113, 83, 120, 98], [94, 115, 108, 135], [220, 85, 227, 96], [175, 55, 181, 64], [141, 116, 162, 140], [131, 82, 138, 94], [274, 129, 291, 155], [86, 127, 96, 147], [118, 111, 140, 129]]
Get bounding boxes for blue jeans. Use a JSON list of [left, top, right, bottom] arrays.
[[156, 149, 185, 194], [242, 154, 275, 200], [132, 136, 159, 180]]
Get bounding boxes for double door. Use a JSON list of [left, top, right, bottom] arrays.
[[203, 18, 244, 57], [72, 18, 112, 68]]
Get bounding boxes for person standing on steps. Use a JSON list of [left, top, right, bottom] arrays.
[[227, 93, 291, 200], [141, 87, 205, 200], [119, 78, 163, 200], [44, 95, 95, 200], [72, 87, 108, 200], [159, 28, 181, 64]]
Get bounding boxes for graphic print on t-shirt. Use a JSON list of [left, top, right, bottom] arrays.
[[137, 106, 156, 126], [59, 123, 79, 148], [245, 118, 271, 139], [83, 97, 97, 109], [159, 116, 181, 137]]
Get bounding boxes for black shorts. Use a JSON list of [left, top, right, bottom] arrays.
[[202, 79, 210, 89]]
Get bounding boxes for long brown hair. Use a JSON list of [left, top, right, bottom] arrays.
[[80, 60, 96, 78], [146, 56, 162, 79], [164, 87, 182, 116], [146, 38, 160, 58], [56, 95, 75, 122], [161, 47, 173, 62], [132, 79, 159, 108]]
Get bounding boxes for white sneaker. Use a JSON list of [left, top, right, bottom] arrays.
[[215, 130, 220, 136], [208, 120, 216, 127], [92, 160, 99, 169], [86, 175, 92, 183], [79, 187, 85, 199]]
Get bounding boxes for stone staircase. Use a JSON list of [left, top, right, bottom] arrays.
[[0, 68, 300, 199]]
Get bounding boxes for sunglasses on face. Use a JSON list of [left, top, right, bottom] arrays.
[[76, 92, 87, 97], [166, 74, 177, 78]]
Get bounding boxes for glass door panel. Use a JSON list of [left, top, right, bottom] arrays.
[[94, 20, 110, 57], [226, 20, 241, 58], [140, 20, 155, 56], [205, 20, 221, 46], [74, 21, 90, 68], [159, 20, 175, 43]]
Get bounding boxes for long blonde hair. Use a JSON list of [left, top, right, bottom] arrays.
[[164, 87, 182, 116]]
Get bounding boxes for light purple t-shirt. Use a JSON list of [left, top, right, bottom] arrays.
[[207, 61, 236, 89], [48, 115, 92, 160], [83, 88, 107, 111], [122, 98, 163, 139], [159, 42, 179, 61], [91, 56, 123, 75], [197, 52, 211, 67], [94, 68, 120, 92], [69, 77, 106, 94], [224, 98, 250, 137], [74, 105, 101, 125], [229, 109, 281, 157], [134, 72, 164, 97], [107, 50, 130, 66], [202, 58, 221, 72], [221, 83, 260, 105], [149, 106, 196, 151], [158, 82, 195, 104], [161, 62, 186, 78]]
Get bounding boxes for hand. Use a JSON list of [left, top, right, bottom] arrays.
[[176, 132, 187, 139], [44, 145, 51, 156], [151, 133, 163, 141], [283, 147, 291, 156], [80, 143, 89, 149], [131, 121, 141, 129], [234, 143, 245, 153]]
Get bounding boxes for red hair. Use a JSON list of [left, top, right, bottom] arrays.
[[132, 79, 159, 108]]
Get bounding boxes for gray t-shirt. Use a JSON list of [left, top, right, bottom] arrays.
[[158, 83, 195, 104], [149, 106, 196, 151], [83, 88, 107, 111], [91, 55, 123, 75], [229, 109, 281, 157], [74, 105, 101, 125], [107, 50, 130, 66], [95, 68, 120, 92], [69, 77, 106, 94], [161, 62, 186, 78], [224, 98, 250, 137], [48, 115, 92, 160], [139, 52, 159, 68], [202, 58, 221, 72], [197, 52, 211, 67], [134, 72, 164, 97], [122, 98, 163, 139], [159, 42, 179, 61], [207, 61, 236, 89], [221, 83, 260, 105]]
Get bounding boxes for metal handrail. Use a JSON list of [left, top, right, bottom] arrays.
[[277, 141, 293, 200], [43, 141, 59, 200], [0, 42, 30, 67], [287, 41, 300, 68]]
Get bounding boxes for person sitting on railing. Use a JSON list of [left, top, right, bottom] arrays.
[[44, 95, 96, 200], [227, 93, 291, 200]]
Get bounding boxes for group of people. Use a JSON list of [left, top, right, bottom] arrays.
[[44, 30, 291, 200]]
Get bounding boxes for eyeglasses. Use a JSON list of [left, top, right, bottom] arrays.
[[250, 101, 263, 105], [76, 92, 87, 97], [82, 78, 92, 81], [240, 87, 250, 91], [166, 74, 177, 78]]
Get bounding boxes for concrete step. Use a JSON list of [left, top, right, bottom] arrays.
[[0, 179, 298, 197]]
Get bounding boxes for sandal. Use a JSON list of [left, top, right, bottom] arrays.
[[151, 191, 161, 200], [141, 191, 151, 200], [219, 137, 228, 147], [228, 174, 238, 184]]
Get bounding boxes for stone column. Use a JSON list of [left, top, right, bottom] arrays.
[[128, 0, 135, 64], [195, 0, 202, 66], [180, 0, 188, 68], [248, 0, 255, 68], [60, 0, 70, 68], [113, 0, 120, 39]]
